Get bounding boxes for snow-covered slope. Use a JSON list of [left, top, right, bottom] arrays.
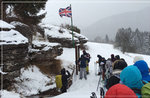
[[54, 42, 150, 98], [14, 66, 56, 96]]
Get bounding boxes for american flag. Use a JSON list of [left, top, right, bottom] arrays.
[[59, 6, 72, 17]]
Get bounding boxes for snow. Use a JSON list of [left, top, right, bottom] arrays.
[[73, 31, 88, 41], [53, 42, 150, 98], [0, 90, 20, 98], [0, 29, 28, 45], [0, 20, 15, 29], [40, 24, 87, 42], [0, 68, 7, 75], [31, 40, 60, 51], [10, 21, 28, 27], [14, 66, 56, 96]]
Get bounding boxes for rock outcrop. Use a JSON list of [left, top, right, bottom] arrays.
[[0, 43, 28, 89], [30, 41, 63, 61], [41, 24, 88, 48]]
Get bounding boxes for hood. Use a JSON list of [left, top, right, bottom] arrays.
[[120, 66, 144, 89], [113, 60, 127, 70], [134, 60, 150, 82], [105, 84, 137, 98]]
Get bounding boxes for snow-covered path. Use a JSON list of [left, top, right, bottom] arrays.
[[54, 42, 150, 98]]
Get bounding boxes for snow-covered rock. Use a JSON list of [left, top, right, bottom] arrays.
[[10, 21, 33, 44], [0, 29, 28, 45], [29, 40, 63, 61], [40, 24, 88, 48]]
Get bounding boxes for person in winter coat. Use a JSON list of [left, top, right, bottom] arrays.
[[106, 59, 127, 89], [82, 50, 91, 74], [105, 58, 113, 80], [120, 66, 144, 97], [112, 55, 121, 68], [96, 55, 102, 75], [78, 55, 88, 80], [134, 60, 150, 82], [101, 57, 106, 80], [111, 54, 116, 62], [61, 68, 71, 93], [115, 55, 120, 60], [105, 84, 138, 98]]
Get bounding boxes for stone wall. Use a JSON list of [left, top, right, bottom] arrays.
[[0, 43, 28, 89]]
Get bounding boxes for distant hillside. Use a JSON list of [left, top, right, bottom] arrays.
[[82, 7, 150, 40]]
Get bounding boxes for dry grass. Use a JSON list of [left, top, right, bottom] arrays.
[[33, 59, 62, 76]]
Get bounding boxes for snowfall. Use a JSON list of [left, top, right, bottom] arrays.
[[1, 41, 150, 98]]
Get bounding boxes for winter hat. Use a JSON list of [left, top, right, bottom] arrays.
[[120, 66, 144, 89], [133, 56, 144, 63], [113, 60, 127, 70], [105, 84, 137, 98], [134, 60, 150, 82], [115, 55, 120, 60], [97, 54, 102, 58]]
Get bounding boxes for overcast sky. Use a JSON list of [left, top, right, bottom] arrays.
[[42, 0, 150, 32]]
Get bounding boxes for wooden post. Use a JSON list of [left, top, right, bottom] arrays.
[[75, 45, 78, 75]]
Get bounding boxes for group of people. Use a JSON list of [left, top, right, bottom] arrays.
[[58, 50, 150, 98], [96, 54, 150, 98]]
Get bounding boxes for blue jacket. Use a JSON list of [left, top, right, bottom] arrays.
[[78, 55, 88, 68], [120, 66, 144, 98], [134, 60, 150, 82]]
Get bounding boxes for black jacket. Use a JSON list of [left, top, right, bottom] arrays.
[[106, 70, 121, 90], [61, 69, 71, 87]]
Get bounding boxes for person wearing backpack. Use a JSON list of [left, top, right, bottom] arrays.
[[106, 59, 127, 89], [120, 66, 144, 98], [60, 68, 71, 93], [134, 60, 150, 82], [105, 84, 138, 98]]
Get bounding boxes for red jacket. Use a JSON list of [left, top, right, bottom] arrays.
[[105, 84, 138, 98]]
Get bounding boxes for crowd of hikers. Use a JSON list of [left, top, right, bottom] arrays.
[[94, 54, 150, 98], [56, 50, 150, 98]]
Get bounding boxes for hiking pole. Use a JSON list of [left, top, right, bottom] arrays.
[[96, 74, 101, 91], [100, 87, 105, 98]]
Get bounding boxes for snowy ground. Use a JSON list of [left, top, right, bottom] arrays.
[[53, 42, 150, 98], [1, 42, 150, 98]]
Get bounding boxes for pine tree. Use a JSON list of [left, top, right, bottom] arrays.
[[105, 34, 109, 43], [1, 0, 47, 25]]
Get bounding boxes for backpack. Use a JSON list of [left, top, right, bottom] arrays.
[[55, 75, 62, 89], [141, 83, 150, 98]]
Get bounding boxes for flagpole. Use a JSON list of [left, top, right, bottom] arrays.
[[70, 4, 78, 75], [70, 4, 75, 48]]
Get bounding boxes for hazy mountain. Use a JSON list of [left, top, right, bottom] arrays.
[[82, 7, 150, 40]]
